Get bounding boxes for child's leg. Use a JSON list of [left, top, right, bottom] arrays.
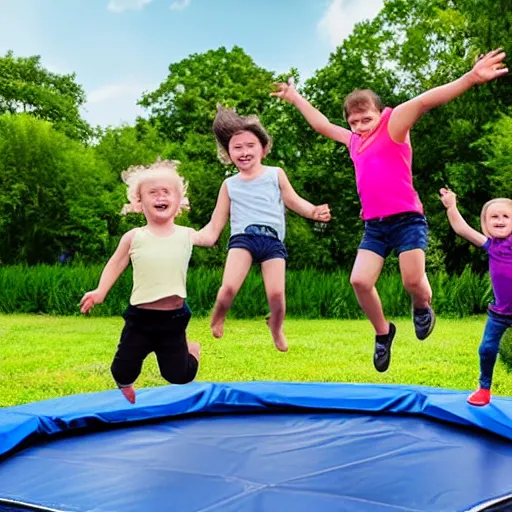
[[399, 249, 435, 340], [350, 249, 388, 334], [350, 249, 396, 372], [211, 248, 252, 338], [468, 312, 510, 406], [261, 257, 287, 352], [399, 249, 431, 307], [111, 313, 152, 404], [156, 334, 199, 385]]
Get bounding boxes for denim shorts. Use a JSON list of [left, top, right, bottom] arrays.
[[359, 212, 429, 258], [228, 224, 288, 264]]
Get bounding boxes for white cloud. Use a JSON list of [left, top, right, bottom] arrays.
[[83, 79, 155, 127], [318, 0, 384, 49], [170, 0, 191, 10], [107, 0, 153, 13]]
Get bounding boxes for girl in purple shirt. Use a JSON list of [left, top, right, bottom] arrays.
[[441, 188, 512, 406]]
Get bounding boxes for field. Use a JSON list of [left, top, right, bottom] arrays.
[[2, 313, 511, 407]]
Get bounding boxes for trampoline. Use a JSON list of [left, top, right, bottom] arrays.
[[1, 382, 512, 512]]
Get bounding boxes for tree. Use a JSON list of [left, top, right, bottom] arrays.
[[0, 51, 90, 141], [139, 46, 276, 142], [0, 114, 115, 264]]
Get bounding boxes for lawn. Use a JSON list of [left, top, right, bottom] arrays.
[[1, 313, 511, 407]]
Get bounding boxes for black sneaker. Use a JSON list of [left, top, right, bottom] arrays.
[[373, 322, 396, 373], [413, 306, 436, 340]]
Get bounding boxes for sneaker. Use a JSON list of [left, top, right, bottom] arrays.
[[374, 323, 396, 373], [119, 385, 136, 404], [413, 306, 436, 340], [467, 388, 491, 406]]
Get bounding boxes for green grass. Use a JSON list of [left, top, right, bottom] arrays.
[[2, 313, 512, 407]]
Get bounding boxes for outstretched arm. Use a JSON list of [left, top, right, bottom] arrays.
[[80, 230, 134, 313], [272, 79, 351, 146], [278, 168, 331, 222], [191, 182, 230, 247], [389, 49, 508, 143], [440, 188, 487, 247]]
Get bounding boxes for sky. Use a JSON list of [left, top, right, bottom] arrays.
[[0, 0, 385, 127]]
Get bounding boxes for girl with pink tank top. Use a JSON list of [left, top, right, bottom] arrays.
[[273, 49, 507, 373]]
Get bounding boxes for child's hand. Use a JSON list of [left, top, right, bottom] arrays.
[[312, 204, 331, 222], [80, 289, 105, 314], [470, 48, 508, 84], [271, 78, 300, 104], [439, 188, 457, 210]]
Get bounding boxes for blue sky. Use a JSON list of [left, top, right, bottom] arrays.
[[0, 0, 384, 127]]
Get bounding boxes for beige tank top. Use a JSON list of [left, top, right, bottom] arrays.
[[129, 225, 192, 305]]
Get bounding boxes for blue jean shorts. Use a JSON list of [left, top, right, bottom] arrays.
[[228, 224, 288, 264], [359, 212, 429, 258]]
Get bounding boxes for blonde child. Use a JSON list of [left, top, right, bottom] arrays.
[[440, 188, 512, 406], [273, 49, 508, 372], [201, 107, 331, 352], [80, 160, 212, 404]]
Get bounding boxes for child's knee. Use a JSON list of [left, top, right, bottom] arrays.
[[219, 284, 237, 301], [350, 274, 372, 293], [267, 290, 285, 307], [111, 359, 140, 387], [479, 341, 498, 360], [401, 273, 423, 292], [160, 357, 198, 384]]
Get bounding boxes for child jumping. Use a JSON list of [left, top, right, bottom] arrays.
[[201, 106, 331, 352], [80, 160, 212, 404], [273, 49, 508, 372], [440, 188, 512, 406]]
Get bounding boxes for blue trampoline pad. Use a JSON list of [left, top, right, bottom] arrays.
[[1, 382, 512, 512]]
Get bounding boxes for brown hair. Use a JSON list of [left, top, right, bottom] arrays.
[[212, 106, 272, 164], [480, 198, 512, 237], [343, 89, 384, 121]]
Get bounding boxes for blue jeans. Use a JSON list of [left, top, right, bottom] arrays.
[[359, 212, 428, 258], [478, 310, 512, 389]]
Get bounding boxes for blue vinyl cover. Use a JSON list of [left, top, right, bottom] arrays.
[[1, 382, 512, 512]]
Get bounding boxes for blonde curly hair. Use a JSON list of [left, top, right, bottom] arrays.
[[120, 159, 189, 215], [480, 198, 512, 237]]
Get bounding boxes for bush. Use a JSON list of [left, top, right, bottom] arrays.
[[499, 328, 512, 372], [0, 265, 496, 319]]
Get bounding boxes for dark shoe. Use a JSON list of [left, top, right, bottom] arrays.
[[373, 322, 396, 372], [413, 306, 436, 340]]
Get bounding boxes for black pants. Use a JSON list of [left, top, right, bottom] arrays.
[[111, 304, 198, 387]]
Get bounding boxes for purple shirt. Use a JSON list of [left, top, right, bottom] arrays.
[[483, 236, 512, 316]]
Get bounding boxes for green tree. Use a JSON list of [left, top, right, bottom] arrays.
[[0, 51, 90, 140], [0, 114, 115, 264]]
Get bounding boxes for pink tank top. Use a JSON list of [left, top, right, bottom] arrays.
[[349, 107, 423, 220]]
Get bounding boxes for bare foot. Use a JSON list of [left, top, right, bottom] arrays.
[[266, 315, 288, 352], [272, 330, 289, 352], [119, 385, 136, 404], [188, 341, 201, 361], [211, 319, 224, 339]]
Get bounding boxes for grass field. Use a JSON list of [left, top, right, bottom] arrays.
[[1, 313, 512, 407]]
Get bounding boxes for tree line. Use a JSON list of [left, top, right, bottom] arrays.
[[0, 0, 510, 274]]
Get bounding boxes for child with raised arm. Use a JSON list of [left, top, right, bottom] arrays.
[[440, 188, 512, 406], [201, 106, 331, 352], [80, 160, 211, 404], [273, 49, 508, 372]]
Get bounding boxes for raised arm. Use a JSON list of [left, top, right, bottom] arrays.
[[191, 182, 230, 247], [440, 188, 487, 247], [80, 230, 134, 313], [389, 49, 508, 143], [272, 79, 351, 146], [278, 168, 331, 222]]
